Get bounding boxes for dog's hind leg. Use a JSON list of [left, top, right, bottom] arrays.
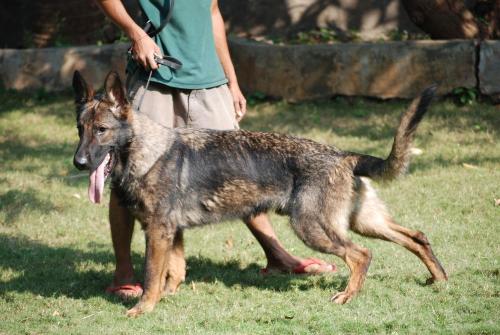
[[163, 229, 186, 296], [291, 210, 373, 304], [290, 174, 372, 304], [349, 177, 448, 283], [330, 241, 372, 304]]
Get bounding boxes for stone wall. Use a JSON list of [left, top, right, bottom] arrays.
[[229, 39, 477, 100], [479, 41, 500, 98], [0, 40, 499, 101], [0, 44, 128, 92]]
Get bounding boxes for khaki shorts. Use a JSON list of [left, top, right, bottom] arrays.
[[126, 71, 239, 130]]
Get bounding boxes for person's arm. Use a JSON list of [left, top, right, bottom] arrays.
[[96, 0, 160, 70], [211, 0, 246, 121]]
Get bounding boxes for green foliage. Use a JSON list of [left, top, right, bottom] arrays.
[[116, 31, 131, 43], [452, 87, 478, 106], [295, 28, 338, 44], [98, 31, 130, 46], [257, 28, 431, 46], [0, 91, 498, 334], [246, 91, 268, 106], [387, 29, 431, 41], [289, 28, 360, 44]]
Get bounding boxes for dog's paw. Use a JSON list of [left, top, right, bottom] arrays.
[[162, 277, 184, 297], [425, 274, 448, 286], [330, 291, 352, 304], [126, 301, 155, 317], [162, 284, 179, 297]]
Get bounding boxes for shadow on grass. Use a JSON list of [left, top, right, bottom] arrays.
[[0, 89, 74, 121], [0, 137, 88, 188], [185, 256, 347, 293], [0, 189, 57, 224], [0, 234, 115, 300], [0, 234, 347, 303], [242, 101, 397, 141], [242, 99, 499, 141], [413, 154, 500, 173], [369, 273, 431, 287], [0, 139, 74, 171]]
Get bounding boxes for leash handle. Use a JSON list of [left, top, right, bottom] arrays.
[[154, 54, 182, 70]]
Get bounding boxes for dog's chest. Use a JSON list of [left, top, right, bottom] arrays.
[[115, 174, 166, 223]]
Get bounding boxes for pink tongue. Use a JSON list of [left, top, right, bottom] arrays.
[[88, 154, 110, 204]]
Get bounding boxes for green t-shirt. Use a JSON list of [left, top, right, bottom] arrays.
[[130, 0, 227, 89]]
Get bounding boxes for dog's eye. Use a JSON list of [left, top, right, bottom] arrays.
[[95, 126, 108, 135]]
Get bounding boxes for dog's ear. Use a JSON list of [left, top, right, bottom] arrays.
[[104, 71, 128, 107], [72, 71, 93, 104]]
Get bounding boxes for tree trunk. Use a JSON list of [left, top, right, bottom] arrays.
[[401, 0, 481, 39], [489, 0, 500, 38]]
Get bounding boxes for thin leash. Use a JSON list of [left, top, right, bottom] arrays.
[[137, 70, 154, 112]]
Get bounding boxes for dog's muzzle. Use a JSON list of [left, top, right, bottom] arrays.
[[74, 152, 88, 170]]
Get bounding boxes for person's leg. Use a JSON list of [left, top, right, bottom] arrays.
[[244, 214, 299, 270], [245, 214, 335, 274], [187, 84, 336, 274], [106, 189, 142, 299]]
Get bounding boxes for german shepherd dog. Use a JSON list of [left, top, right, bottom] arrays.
[[72, 71, 447, 316]]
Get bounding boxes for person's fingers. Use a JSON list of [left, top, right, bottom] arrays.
[[137, 54, 148, 70], [132, 36, 161, 71], [132, 46, 149, 70], [240, 97, 247, 117], [154, 45, 162, 57], [235, 104, 244, 121], [234, 100, 242, 120], [236, 102, 246, 122], [146, 53, 159, 71]]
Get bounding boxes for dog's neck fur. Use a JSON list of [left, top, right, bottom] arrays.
[[114, 110, 176, 184]]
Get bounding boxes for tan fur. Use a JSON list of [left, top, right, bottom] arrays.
[[202, 179, 281, 212], [349, 177, 448, 284], [177, 129, 209, 150], [128, 113, 175, 178]]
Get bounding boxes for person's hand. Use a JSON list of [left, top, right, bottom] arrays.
[[229, 82, 246, 122], [131, 34, 162, 71]]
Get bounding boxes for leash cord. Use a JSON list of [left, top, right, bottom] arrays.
[[137, 70, 153, 112]]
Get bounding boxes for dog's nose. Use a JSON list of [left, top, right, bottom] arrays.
[[73, 154, 88, 170]]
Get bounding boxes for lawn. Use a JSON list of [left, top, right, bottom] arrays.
[[0, 90, 498, 334]]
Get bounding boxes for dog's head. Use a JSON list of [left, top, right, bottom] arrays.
[[72, 70, 132, 204]]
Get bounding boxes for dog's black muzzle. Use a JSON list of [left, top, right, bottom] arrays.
[[73, 151, 89, 171]]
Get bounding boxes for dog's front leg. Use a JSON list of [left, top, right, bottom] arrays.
[[127, 224, 173, 317]]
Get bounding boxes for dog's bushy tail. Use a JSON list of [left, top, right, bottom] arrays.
[[348, 85, 437, 181]]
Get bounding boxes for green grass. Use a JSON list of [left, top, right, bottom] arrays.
[[0, 91, 499, 334]]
